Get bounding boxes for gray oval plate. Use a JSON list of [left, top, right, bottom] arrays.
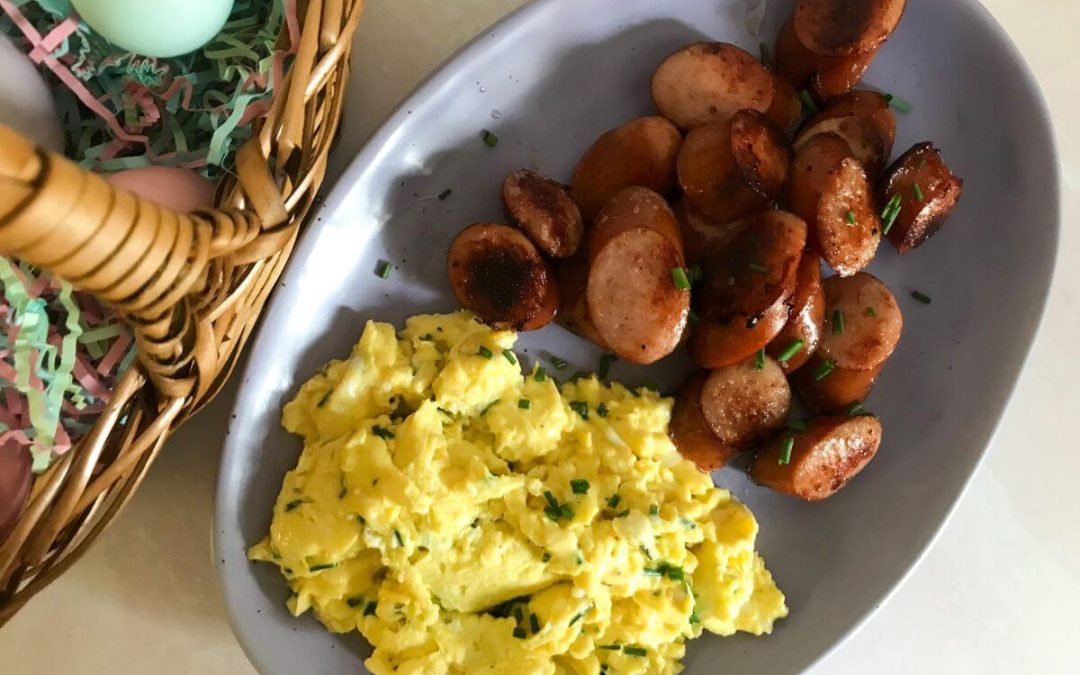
[[214, 1, 1059, 673]]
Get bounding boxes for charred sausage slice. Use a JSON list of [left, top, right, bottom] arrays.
[[878, 142, 964, 253], [502, 169, 584, 258], [767, 253, 825, 372], [670, 371, 741, 472], [447, 223, 559, 331], [588, 187, 684, 263], [793, 354, 882, 414], [689, 295, 791, 369], [794, 0, 907, 57]]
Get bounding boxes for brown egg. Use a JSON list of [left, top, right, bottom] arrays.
[[0, 439, 33, 544], [106, 166, 217, 213]]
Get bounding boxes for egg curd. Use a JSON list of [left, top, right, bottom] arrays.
[[249, 312, 786, 674]]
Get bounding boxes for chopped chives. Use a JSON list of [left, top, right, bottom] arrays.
[[666, 566, 685, 582], [832, 309, 845, 336], [642, 567, 664, 577], [346, 597, 364, 608], [518, 398, 531, 410], [481, 129, 499, 147], [689, 610, 701, 625], [530, 613, 541, 633], [544, 491, 560, 510], [778, 437, 795, 465], [393, 529, 404, 546], [881, 193, 902, 235], [596, 402, 609, 418], [284, 499, 302, 512], [865, 306, 878, 318], [814, 359, 836, 380], [598, 353, 615, 378], [911, 290, 932, 304], [534, 367, 547, 383], [570, 479, 590, 495], [541, 552, 551, 563], [513, 627, 527, 639], [364, 601, 378, 616], [569, 400, 589, 420], [913, 182, 925, 203], [846, 401, 865, 416], [753, 348, 766, 370], [309, 562, 337, 572], [569, 609, 588, 626], [623, 646, 648, 657], [846, 210, 856, 225], [749, 262, 769, 274], [607, 494, 621, 508], [639, 545, 653, 560], [776, 339, 804, 364], [419, 333, 434, 341], [317, 390, 332, 407], [884, 93, 914, 113], [376, 261, 393, 279], [550, 356, 568, 370], [649, 504, 659, 516], [372, 425, 395, 440], [599, 644, 622, 651], [480, 400, 499, 415], [615, 509, 630, 518], [503, 349, 517, 365], [478, 346, 493, 359], [672, 267, 692, 290], [799, 89, 818, 114], [438, 188, 453, 200]]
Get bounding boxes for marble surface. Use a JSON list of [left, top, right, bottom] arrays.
[[3, 1, 1077, 673]]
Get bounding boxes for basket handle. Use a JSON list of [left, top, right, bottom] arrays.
[[0, 124, 274, 398]]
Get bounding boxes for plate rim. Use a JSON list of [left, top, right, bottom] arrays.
[[212, 1, 1062, 673]]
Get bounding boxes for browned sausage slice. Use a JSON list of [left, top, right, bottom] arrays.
[[796, 114, 888, 178], [588, 187, 684, 263], [793, 354, 882, 413], [554, 254, 608, 350], [764, 72, 803, 134], [696, 210, 807, 323], [785, 132, 853, 230], [571, 116, 682, 222], [651, 42, 774, 129], [677, 112, 791, 225], [586, 228, 689, 364], [700, 355, 792, 449], [749, 414, 883, 501], [878, 142, 964, 253], [670, 372, 741, 472], [774, 17, 876, 100], [675, 198, 749, 266], [502, 169, 584, 258], [803, 90, 896, 155], [794, 0, 907, 57], [815, 156, 881, 276], [448, 224, 559, 331], [818, 272, 903, 371], [774, 17, 818, 89], [689, 295, 790, 369], [767, 253, 825, 372]]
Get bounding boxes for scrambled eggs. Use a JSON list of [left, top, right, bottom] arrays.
[[249, 312, 786, 674]]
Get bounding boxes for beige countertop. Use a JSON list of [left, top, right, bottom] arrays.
[[4, 0, 1078, 673]]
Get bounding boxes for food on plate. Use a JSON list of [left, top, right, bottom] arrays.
[[793, 354, 883, 414], [554, 254, 609, 349], [817, 272, 903, 372], [749, 414, 883, 501], [651, 42, 773, 129], [502, 169, 584, 258], [586, 221, 690, 364], [670, 372, 740, 471], [677, 110, 792, 224], [441, 1, 956, 505], [695, 210, 806, 324], [767, 252, 826, 373], [797, 90, 897, 177], [764, 72, 803, 134], [674, 198, 749, 265], [793, 0, 907, 57], [689, 297, 791, 369], [786, 133, 881, 276], [250, 312, 787, 674], [570, 116, 682, 221], [878, 142, 964, 252], [699, 356, 792, 450], [447, 223, 559, 332]]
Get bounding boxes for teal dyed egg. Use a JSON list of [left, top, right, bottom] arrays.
[[72, 0, 234, 58]]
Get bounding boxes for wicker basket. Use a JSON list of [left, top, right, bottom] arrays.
[[0, 0, 366, 624]]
